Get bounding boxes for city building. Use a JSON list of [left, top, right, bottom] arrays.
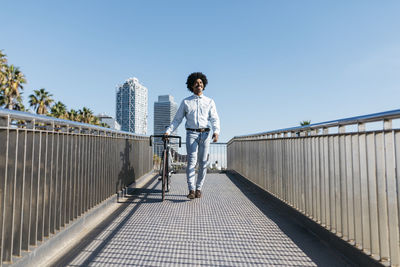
[[98, 113, 121, 130], [116, 77, 148, 134], [154, 95, 178, 157]]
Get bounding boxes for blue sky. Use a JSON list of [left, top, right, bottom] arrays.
[[2, 0, 400, 141]]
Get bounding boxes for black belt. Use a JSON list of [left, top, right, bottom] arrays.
[[186, 128, 210, 132]]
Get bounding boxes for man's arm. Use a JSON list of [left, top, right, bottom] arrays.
[[209, 100, 220, 142], [165, 100, 185, 135]]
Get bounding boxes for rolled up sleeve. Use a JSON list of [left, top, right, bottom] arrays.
[[209, 100, 220, 135]]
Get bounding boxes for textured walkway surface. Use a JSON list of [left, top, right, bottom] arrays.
[[54, 173, 351, 266]]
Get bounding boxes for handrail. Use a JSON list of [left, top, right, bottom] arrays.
[[231, 108, 400, 141], [0, 108, 147, 137]]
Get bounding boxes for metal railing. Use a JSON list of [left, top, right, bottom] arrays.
[[176, 142, 227, 170], [0, 108, 153, 265], [227, 108, 400, 266]]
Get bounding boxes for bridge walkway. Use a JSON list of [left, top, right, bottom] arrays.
[[53, 173, 351, 266]]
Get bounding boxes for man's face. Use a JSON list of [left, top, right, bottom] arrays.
[[192, 78, 204, 96]]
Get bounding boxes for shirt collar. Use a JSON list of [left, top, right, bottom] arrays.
[[193, 94, 204, 99]]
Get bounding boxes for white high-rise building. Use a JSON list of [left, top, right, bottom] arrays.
[[154, 95, 178, 156], [116, 77, 148, 134]]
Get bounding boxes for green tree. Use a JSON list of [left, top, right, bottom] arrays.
[[90, 115, 100, 126], [100, 122, 110, 128], [1, 64, 26, 110], [78, 107, 94, 124], [29, 88, 54, 114], [67, 109, 79, 121], [300, 120, 311, 126], [50, 101, 68, 119], [0, 50, 8, 87]]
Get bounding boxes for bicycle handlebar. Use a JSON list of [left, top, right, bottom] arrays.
[[149, 135, 182, 147]]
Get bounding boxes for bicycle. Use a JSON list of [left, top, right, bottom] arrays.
[[149, 135, 181, 201]]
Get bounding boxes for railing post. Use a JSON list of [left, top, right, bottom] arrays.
[[357, 123, 365, 132], [384, 119, 392, 130]]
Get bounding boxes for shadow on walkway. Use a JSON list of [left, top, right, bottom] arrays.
[[225, 172, 353, 267], [51, 177, 160, 267]]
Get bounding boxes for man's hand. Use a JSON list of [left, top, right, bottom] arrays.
[[212, 133, 219, 143], [163, 132, 169, 141]]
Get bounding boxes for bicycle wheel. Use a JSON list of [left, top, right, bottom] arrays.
[[162, 149, 167, 201]]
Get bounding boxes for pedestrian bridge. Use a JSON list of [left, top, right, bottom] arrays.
[[52, 173, 348, 266], [1, 108, 400, 266]]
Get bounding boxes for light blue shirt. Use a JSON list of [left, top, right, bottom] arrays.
[[166, 94, 220, 135]]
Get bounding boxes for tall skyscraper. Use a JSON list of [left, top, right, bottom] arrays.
[[116, 77, 148, 134], [154, 95, 178, 156]]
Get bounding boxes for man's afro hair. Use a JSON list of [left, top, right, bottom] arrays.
[[186, 72, 208, 92]]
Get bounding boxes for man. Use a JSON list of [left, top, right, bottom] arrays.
[[165, 72, 220, 199]]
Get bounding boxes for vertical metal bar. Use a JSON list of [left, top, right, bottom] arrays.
[[294, 137, 299, 209], [30, 129, 41, 246], [43, 129, 52, 238], [37, 131, 47, 242], [85, 133, 90, 212], [383, 129, 400, 265], [101, 135, 105, 201], [329, 136, 336, 233], [352, 134, 362, 249], [2, 128, 16, 262], [0, 117, 8, 264], [61, 131, 68, 228], [56, 130, 64, 230], [77, 130, 83, 217], [71, 132, 77, 220], [89, 135, 94, 209], [95, 135, 99, 205], [323, 135, 330, 229], [80, 133, 85, 214], [316, 136, 321, 223], [334, 134, 342, 236], [98, 134, 102, 198], [306, 137, 312, 217], [339, 131, 347, 239], [67, 131, 73, 222], [300, 137, 306, 212], [395, 132, 400, 264], [21, 124, 34, 251], [50, 131, 58, 234], [375, 132, 390, 262], [311, 136, 316, 220], [106, 136, 110, 198], [366, 132, 380, 260], [75, 131, 80, 219], [359, 130, 371, 255], [345, 134, 355, 244], [12, 129, 26, 256]]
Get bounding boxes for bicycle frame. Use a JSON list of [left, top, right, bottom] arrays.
[[150, 135, 181, 201]]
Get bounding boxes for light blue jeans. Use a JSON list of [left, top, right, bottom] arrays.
[[186, 130, 211, 191]]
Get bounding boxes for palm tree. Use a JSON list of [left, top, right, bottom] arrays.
[[78, 107, 94, 124], [0, 50, 7, 87], [29, 88, 54, 114], [90, 115, 101, 126], [50, 101, 67, 119], [300, 120, 311, 126], [100, 122, 110, 128], [67, 109, 79, 121], [1, 65, 26, 110]]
